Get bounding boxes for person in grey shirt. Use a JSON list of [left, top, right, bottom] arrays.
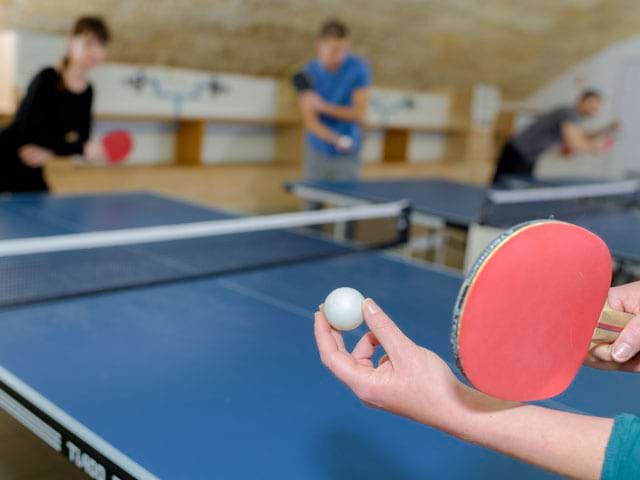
[[492, 90, 612, 186]]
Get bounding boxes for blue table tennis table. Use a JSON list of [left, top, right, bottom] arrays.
[[288, 178, 640, 264], [0, 192, 638, 479]]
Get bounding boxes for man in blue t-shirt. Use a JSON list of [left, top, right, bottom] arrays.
[[297, 19, 371, 182]]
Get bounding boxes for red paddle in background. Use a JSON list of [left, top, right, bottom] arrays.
[[102, 130, 133, 164], [452, 220, 633, 402]]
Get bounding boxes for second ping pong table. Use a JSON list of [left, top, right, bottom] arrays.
[[287, 177, 640, 264], [1, 192, 639, 479]]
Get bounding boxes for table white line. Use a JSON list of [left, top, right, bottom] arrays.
[[488, 179, 640, 204]]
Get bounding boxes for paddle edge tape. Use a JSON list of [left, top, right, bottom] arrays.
[[450, 219, 562, 384]]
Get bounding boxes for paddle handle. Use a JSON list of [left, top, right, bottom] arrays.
[[590, 301, 635, 349]]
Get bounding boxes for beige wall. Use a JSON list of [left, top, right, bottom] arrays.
[[0, 32, 16, 113]]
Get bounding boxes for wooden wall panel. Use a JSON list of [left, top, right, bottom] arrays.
[[175, 120, 205, 165]]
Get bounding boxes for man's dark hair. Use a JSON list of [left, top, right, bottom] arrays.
[[580, 89, 602, 102], [318, 19, 349, 39], [72, 16, 110, 44]]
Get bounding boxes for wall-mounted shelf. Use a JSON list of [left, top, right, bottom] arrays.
[[0, 85, 496, 166], [96, 113, 299, 126]]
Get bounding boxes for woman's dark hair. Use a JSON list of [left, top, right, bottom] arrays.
[[61, 16, 110, 72], [72, 16, 110, 44]]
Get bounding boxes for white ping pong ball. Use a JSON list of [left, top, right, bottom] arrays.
[[323, 287, 365, 331], [337, 135, 353, 150]]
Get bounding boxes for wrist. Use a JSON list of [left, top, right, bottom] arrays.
[[316, 105, 329, 116], [435, 383, 522, 440]]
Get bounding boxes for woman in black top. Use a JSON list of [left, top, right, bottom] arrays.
[[0, 16, 110, 193]]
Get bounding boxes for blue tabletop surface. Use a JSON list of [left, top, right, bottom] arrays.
[[293, 179, 487, 227], [291, 178, 640, 262], [0, 192, 637, 479]]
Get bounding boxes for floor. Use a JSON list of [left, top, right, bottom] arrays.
[[0, 158, 491, 479]]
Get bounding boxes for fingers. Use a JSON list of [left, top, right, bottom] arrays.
[[611, 314, 640, 363], [618, 356, 640, 372], [588, 345, 640, 372], [314, 311, 339, 358], [607, 286, 626, 311], [314, 311, 360, 386], [85, 142, 106, 163], [590, 343, 614, 362], [19, 146, 48, 167], [330, 328, 347, 353], [587, 346, 621, 370], [608, 282, 640, 314], [318, 305, 346, 353], [352, 332, 379, 367], [361, 298, 411, 360], [19, 146, 34, 163], [21, 155, 42, 168]]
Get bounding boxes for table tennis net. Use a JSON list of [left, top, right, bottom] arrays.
[[481, 179, 639, 226], [0, 202, 409, 308]]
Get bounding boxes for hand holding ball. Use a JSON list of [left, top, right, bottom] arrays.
[[337, 135, 354, 151], [323, 287, 365, 331]]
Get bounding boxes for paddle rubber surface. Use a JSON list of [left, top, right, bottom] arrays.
[[452, 221, 612, 401], [102, 130, 133, 164]]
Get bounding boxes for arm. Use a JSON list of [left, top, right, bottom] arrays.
[[298, 94, 342, 146], [316, 87, 370, 123], [562, 122, 606, 154], [14, 70, 90, 157], [453, 388, 611, 479], [585, 121, 620, 140], [79, 88, 105, 162], [77, 88, 93, 151], [315, 299, 613, 480]]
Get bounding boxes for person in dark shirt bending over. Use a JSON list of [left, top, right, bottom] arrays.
[[492, 90, 615, 186], [0, 16, 110, 193]]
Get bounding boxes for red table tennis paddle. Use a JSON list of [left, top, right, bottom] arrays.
[[291, 71, 313, 93], [452, 220, 633, 402], [102, 130, 133, 164]]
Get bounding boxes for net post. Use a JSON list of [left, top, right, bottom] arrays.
[[476, 191, 494, 225], [396, 203, 412, 245]]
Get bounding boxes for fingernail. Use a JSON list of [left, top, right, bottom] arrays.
[[363, 298, 380, 315], [613, 342, 633, 362]]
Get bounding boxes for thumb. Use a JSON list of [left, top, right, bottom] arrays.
[[611, 314, 640, 363], [362, 298, 412, 359]]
